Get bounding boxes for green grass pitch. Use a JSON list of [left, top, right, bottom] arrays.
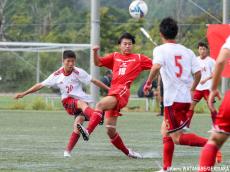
[[0, 110, 229, 172]]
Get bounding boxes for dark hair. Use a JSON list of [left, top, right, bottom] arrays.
[[160, 17, 178, 39], [197, 42, 208, 49], [117, 32, 135, 44], [63, 50, 76, 60]]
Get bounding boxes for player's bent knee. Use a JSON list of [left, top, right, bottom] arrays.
[[171, 137, 180, 144], [209, 132, 229, 148], [161, 126, 168, 136], [161, 121, 169, 136], [95, 101, 106, 111], [170, 132, 181, 144]]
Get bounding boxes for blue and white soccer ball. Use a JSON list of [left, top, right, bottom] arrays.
[[129, 0, 148, 19]]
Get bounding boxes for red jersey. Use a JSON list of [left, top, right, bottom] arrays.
[[99, 52, 152, 89]]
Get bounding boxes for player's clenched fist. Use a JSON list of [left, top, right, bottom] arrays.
[[92, 45, 100, 52], [208, 89, 221, 112], [143, 80, 152, 95], [14, 93, 25, 99]]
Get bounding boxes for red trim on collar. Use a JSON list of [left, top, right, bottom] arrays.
[[54, 67, 79, 76], [62, 67, 73, 76], [165, 40, 176, 43]]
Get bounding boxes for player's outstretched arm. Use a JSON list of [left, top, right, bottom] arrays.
[[92, 45, 102, 66], [144, 64, 161, 95], [14, 83, 44, 99], [91, 78, 110, 91]]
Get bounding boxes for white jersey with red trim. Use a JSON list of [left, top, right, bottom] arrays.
[[196, 56, 215, 91], [41, 67, 94, 102], [222, 36, 230, 50], [153, 43, 201, 106]]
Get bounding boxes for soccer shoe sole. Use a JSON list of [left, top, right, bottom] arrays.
[[77, 124, 89, 141]]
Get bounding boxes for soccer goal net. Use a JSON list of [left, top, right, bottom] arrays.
[[0, 42, 91, 93]]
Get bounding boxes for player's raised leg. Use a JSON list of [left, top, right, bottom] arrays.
[[77, 100, 95, 119], [77, 96, 117, 141]]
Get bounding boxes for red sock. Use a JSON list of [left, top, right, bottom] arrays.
[[211, 110, 217, 124], [186, 110, 194, 127], [83, 107, 94, 119], [86, 110, 102, 134], [163, 136, 174, 170], [66, 132, 80, 152], [179, 133, 207, 147], [110, 133, 129, 155], [199, 144, 218, 172]]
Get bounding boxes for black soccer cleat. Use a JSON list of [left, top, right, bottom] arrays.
[[77, 124, 89, 141]]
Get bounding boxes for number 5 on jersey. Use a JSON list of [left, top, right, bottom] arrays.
[[175, 56, 183, 78]]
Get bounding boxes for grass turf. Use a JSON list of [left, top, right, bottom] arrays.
[[0, 110, 229, 172]]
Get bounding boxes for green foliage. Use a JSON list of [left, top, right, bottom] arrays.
[[32, 98, 47, 110], [11, 101, 27, 110], [0, 0, 223, 93]]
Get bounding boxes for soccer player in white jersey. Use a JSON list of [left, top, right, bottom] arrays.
[[186, 42, 216, 128], [199, 36, 230, 171], [14, 50, 109, 157], [144, 17, 221, 172]]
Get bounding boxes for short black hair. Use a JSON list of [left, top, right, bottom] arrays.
[[63, 50, 76, 60], [118, 32, 135, 44], [160, 17, 178, 40], [197, 42, 208, 49]]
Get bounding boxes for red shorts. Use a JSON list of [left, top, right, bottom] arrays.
[[213, 90, 230, 134], [193, 89, 210, 102], [164, 102, 190, 133], [62, 97, 88, 120], [105, 85, 130, 118]]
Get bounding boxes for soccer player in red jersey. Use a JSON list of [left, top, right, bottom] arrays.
[[198, 36, 230, 172], [186, 42, 216, 129], [77, 32, 152, 158], [14, 50, 109, 157], [144, 17, 221, 172]]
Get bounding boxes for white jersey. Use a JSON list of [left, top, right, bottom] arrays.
[[153, 43, 201, 106], [41, 67, 94, 103], [222, 36, 230, 50], [196, 56, 215, 91]]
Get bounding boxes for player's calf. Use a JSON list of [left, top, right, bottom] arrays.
[[106, 125, 117, 139]]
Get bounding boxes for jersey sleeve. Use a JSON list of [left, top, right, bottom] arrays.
[[41, 73, 57, 88], [190, 50, 201, 74], [140, 54, 153, 70], [99, 53, 114, 69], [78, 68, 92, 85], [153, 47, 164, 66]]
